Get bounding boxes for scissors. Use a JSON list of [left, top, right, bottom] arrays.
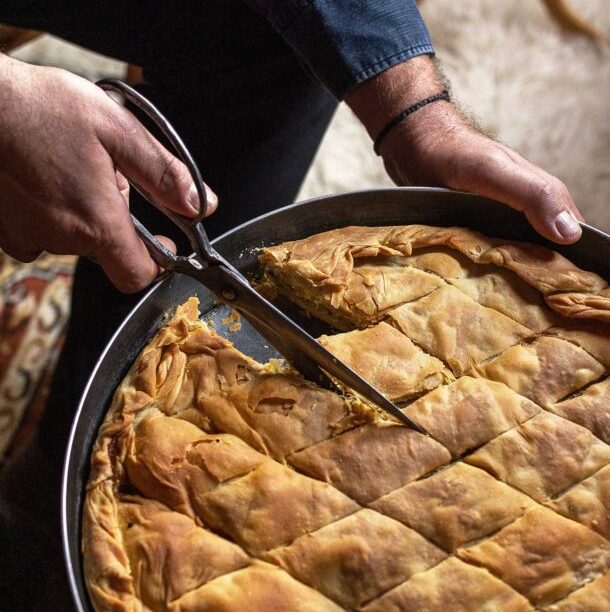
[[97, 78, 427, 434]]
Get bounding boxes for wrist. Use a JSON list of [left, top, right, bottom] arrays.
[[345, 55, 442, 139]]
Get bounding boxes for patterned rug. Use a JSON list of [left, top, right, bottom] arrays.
[[0, 253, 74, 463]]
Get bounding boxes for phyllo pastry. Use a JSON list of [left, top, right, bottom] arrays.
[[84, 224, 610, 611]]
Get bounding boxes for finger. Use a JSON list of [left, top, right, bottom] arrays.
[[500, 145, 585, 222], [153, 235, 176, 275], [460, 144, 582, 244], [91, 196, 160, 294], [97, 102, 218, 218], [1, 247, 42, 263], [115, 170, 130, 207]]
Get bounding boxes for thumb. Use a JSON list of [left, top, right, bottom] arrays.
[[452, 141, 583, 245], [96, 102, 218, 218]]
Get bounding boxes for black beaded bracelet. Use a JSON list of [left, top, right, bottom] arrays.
[[373, 89, 451, 155]]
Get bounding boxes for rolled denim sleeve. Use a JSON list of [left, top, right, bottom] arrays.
[[244, 0, 434, 99]]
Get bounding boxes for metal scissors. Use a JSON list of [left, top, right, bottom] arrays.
[[97, 78, 427, 434]]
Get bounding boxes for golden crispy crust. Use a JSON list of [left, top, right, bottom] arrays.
[[545, 318, 610, 368], [458, 507, 610, 606], [260, 225, 609, 323], [388, 286, 533, 375], [266, 509, 446, 608], [547, 465, 610, 539], [85, 223, 610, 610], [466, 411, 610, 502], [168, 562, 343, 612], [473, 336, 605, 407], [117, 496, 249, 608], [318, 322, 453, 402], [288, 422, 451, 504], [548, 377, 610, 443], [545, 570, 610, 612], [124, 410, 267, 517], [362, 557, 532, 612], [403, 376, 540, 457], [403, 246, 557, 331], [371, 463, 534, 552], [192, 459, 359, 555]]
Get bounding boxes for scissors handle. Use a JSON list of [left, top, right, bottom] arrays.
[[96, 78, 216, 262]]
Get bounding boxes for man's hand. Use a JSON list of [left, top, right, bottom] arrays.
[[346, 56, 583, 244], [0, 55, 217, 292]]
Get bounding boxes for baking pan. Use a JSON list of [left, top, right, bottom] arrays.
[[62, 186, 610, 611]]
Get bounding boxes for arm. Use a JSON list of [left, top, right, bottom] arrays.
[[0, 54, 217, 292], [247, 0, 583, 243], [345, 56, 583, 244]]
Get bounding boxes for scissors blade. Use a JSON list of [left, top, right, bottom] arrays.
[[197, 263, 427, 434]]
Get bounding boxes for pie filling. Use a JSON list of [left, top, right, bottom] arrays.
[[84, 225, 610, 611]]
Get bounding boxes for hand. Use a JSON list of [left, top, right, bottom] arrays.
[[346, 57, 583, 244], [0, 55, 218, 292]]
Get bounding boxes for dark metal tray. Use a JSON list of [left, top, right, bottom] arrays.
[[62, 187, 610, 611]]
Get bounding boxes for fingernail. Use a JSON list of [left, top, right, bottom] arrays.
[[554, 210, 581, 239], [187, 184, 200, 214]]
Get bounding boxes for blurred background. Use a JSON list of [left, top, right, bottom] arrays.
[[0, 0, 609, 461]]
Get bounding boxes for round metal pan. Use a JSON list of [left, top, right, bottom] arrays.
[[62, 187, 610, 611]]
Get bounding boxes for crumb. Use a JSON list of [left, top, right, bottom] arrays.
[[221, 310, 242, 332]]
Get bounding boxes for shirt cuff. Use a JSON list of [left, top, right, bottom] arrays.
[[247, 0, 435, 99]]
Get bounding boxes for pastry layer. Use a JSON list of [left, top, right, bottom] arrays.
[[362, 557, 532, 612], [266, 508, 446, 608], [458, 507, 610, 605], [318, 322, 452, 403], [473, 335, 605, 407], [547, 465, 610, 539], [465, 411, 610, 501], [371, 462, 534, 552], [288, 422, 451, 504], [403, 376, 540, 457], [549, 377, 610, 443], [388, 285, 532, 375]]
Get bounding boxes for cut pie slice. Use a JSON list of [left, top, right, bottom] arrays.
[[371, 462, 534, 552], [362, 557, 532, 612], [117, 496, 249, 609], [458, 507, 610, 606], [402, 376, 540, 457], [260, 226, 446, 329], [192, 460, 359, 555], [403, 245, 556, 332], [124, 411, 267, 517], [318, 322, 453, 403], [473, 335, 605, 407], [545, 570, 610, 612], [198, 372, 357, 460], [167, 562, 343, 612], [547, 465, 610, 539], [465, 411, 610, 501], [388, 285, 532, 375], [288, 422, 450, 504], [545, 318, 610, 367], [548, 377, 610, 443], [266, 509, 446, 609]]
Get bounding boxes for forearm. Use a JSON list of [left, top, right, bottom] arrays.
[[344, 55, 447, 138], [344, 53, 582, 243]]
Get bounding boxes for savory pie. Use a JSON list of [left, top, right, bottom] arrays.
[[84, 225, 610, 611]]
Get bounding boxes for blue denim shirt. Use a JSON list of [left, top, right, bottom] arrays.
[[1, 1, 433, 99], [245, 0, 434, 99]]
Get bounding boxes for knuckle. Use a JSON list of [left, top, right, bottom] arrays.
[[157, 155, 189, 195], [534, 179, 560, 204]]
